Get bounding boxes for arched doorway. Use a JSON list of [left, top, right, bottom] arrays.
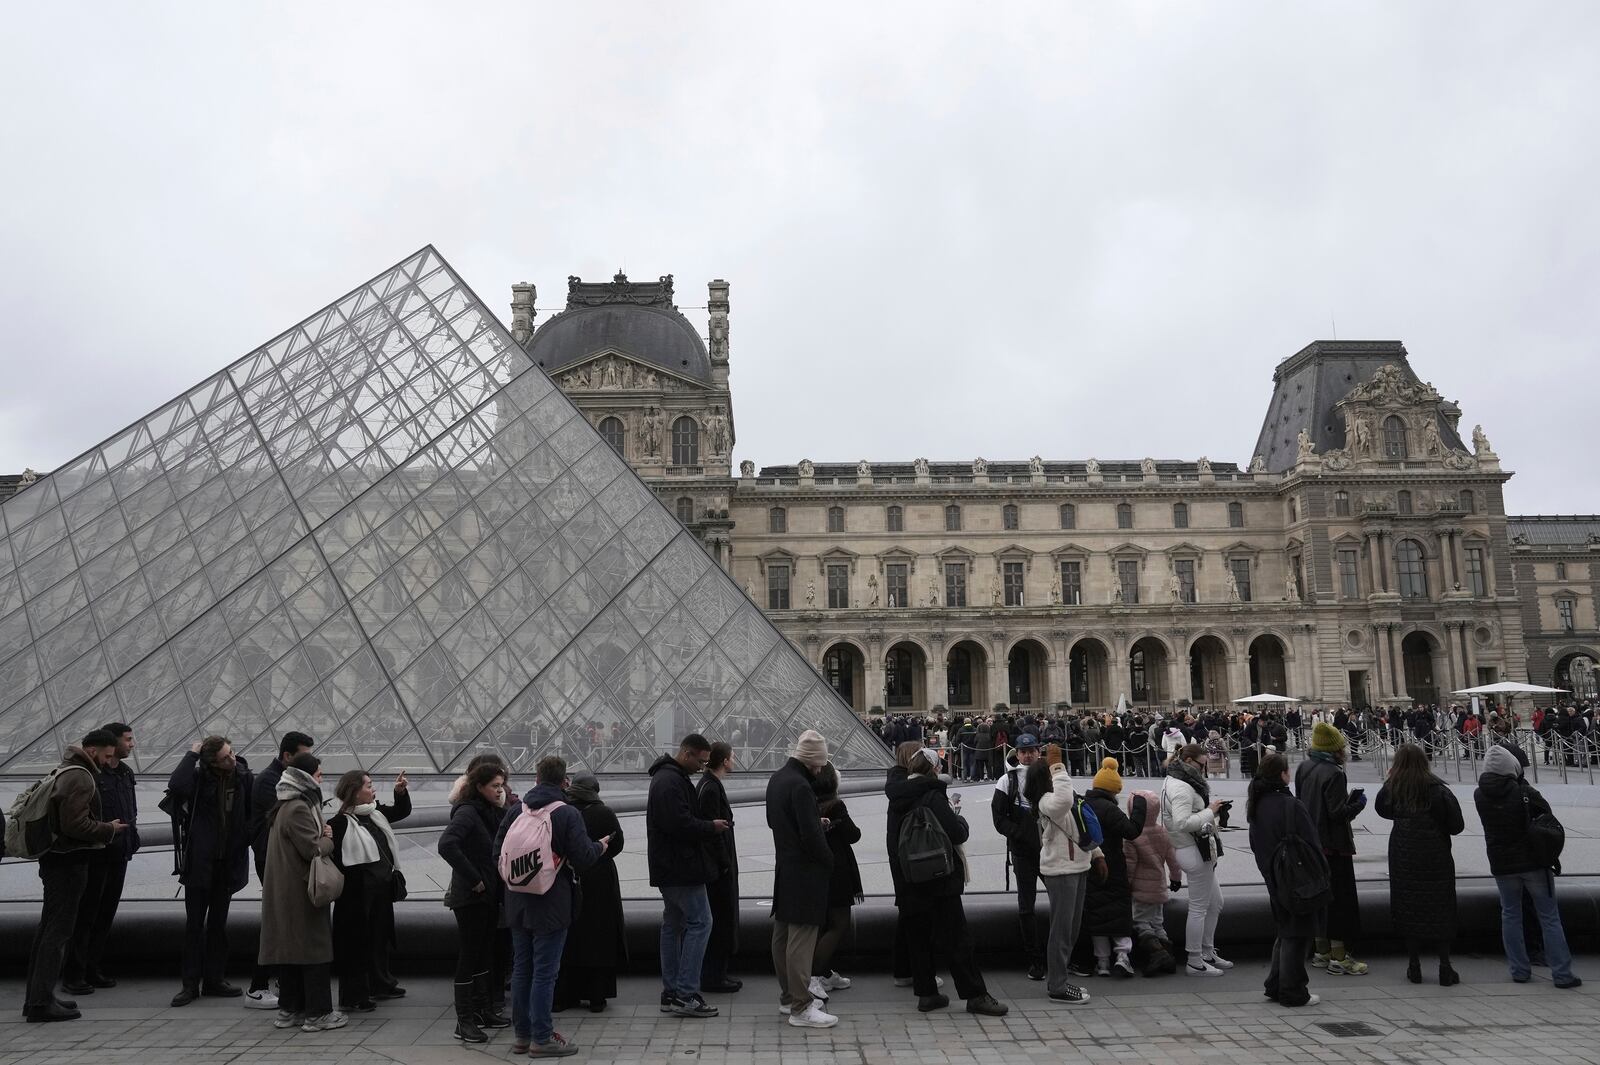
[[1069, 637, 1111, 707], [822, 642, 866, 713], [1401, 631, 1441, 706], [1249, 634, 1289, 696], [1008, 639, 1050, 708], [1129, 636, 1169, 705], [1189, 635, 1230, 707], [1554, 652, 1599, 701], [884, 641, 927, 712], [946, 639, 989, 710]]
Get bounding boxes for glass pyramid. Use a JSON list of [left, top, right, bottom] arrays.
[[0, 247, 890, 776]]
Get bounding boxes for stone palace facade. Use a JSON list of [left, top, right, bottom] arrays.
[[497, 271, 1600, 715]]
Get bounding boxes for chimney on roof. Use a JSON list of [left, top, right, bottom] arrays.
[[708, 279, 730, 388], [510, 282, 537, 346]]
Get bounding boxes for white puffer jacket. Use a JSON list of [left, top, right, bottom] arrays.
[[1160, 772, 1214, 851], [1037, 763, 1102, 875]]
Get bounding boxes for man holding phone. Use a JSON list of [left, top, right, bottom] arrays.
[[1295, 723, 1370, 975]]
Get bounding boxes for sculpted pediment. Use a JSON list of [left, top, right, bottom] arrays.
[[557, 352, 704, 394]]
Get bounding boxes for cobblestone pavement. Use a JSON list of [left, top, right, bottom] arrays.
[[1, 956, 1594, 1065]]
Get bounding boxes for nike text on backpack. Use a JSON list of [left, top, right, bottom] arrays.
[[4, 764, 94, 860], [498, 801, 566, 894], [898, 797, 956, 884]]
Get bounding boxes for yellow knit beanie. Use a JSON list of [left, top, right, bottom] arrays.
[[1092, 757, 1123, 794], [1310, 721, 1346, 754]]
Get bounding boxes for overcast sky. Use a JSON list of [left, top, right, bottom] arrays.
[[2, 3, 1596, 513]]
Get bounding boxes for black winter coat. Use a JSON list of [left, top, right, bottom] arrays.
[[885, 767, 969, 901], [167, 752, 253, 893], [1082, 789, 1146, 936], [1248, 784, 1327, 938], [645, 755, 718, 887], [1474, 772, 1557, 876], [766, 759, 833, 926], [1294, 753, 1363, 856], [1375, 778, 1462, 941], [696, 772, 739, 890], [93, 761, 140, 862], [249, 757, 288, 878], [562, 796, 627, 970], [438, 795, 504, 909], [991, 762, 1042, 862], [817, 797, 864, 908]]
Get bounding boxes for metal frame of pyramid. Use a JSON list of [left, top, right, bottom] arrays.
[[0, 247, 890, 776]]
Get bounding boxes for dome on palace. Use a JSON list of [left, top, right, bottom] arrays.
[[527, 272, 712, 385]]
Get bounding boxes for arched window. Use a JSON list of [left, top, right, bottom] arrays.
[[1059, 503, 1076, 530], [1398, 490, 1413, 515], [768, 507, 787, 534], [598, 416, 626, 456], [1334, 490, 1351, 517], [1383, 416, 1408, 460], [1228, 501, 1245, 528], [675, 497, 694, 524], [1172, 502, 1189, 529], [1459, 489, 1475, 514], [886, 505, 903, 532], [945, 504, 962, 532], [1116, 503, 1133, 529], [827, 506, 845, 533], [1396, 540, 1428, 599], [1002, 504, 1019, 531], [671, 416, 699, 466]]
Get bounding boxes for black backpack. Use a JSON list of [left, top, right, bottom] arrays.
[[898, 794, 955, 884], [1523, 788, 1565, 872], [1270, 795, 1332, 915]]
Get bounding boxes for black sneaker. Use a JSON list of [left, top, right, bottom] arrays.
[[659, 991, 678, 1013], [1048, 984, 1091, 1005], [1025, 962, 1047, 982], [1068, 962, 1094, 979], [670, 994, 718, 1018]]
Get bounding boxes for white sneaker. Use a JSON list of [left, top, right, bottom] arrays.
[[778, 1004, 791, 1015], [272, 1010, 304, 1029], [1095, 959, 1111, 977], [301, 1011, 348, 1032], [820, 970, 852, 991], [1203, 953, 1235, 971], [1303, 993, 1321, 1007], [245, 989, 279, 1010], [788, 1002, 839, 1028], [1186, 960, 1224, 977], [806, 976, 830, 1002]]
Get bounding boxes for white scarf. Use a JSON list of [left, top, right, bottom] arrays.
[[340, 802, 399, 870]]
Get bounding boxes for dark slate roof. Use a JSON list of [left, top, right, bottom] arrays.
[[1505, 516, 1600, 547], [526, 272, 711, 384], [758, 460, 1243, 477], [1250, 341, 1465, 473]]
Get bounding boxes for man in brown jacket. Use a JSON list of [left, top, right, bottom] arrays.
[[24, 732, 126, 1023]]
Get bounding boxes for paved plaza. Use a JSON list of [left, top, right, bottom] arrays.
[[1, 960, 1593, 1065]]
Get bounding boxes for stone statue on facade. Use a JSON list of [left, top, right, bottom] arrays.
[[798, 458, 815, 478], [1346, 412, 1373, 456], [914, 457, 930, 477], [927, 574, 939, 607], [1421, 417, 1444, 457], [1472, 424, 1492, 455], [1141, 457, 1157, 477], [1225, 568, 1241, 603], [739, 459, 755, 477], [1111, 580, 1123, 605], [1249, 454, 1267, 473], [1296, 428, 1315, 462], [867, 573, 880, 607], [1285, 570, 1301, 603], [857, 459, 872, 480], [642, 369, 659, 390], [744, 579, 754, 599], [1085, 457, 1101, 477], [1167, 568, 1182, 603], [1197, 456, 1212, 475], [600, 360, 619, 389], [1049, 575, 1061, 604], [992, 585, 1002, 606], [705, 408, 729, 456], [805, 580, 816, 607], [973, 457, 988, 476], [1029, 455, 1044, 475], [18, 468, 38, 486]]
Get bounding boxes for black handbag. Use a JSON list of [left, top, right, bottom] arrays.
[[1524, 790, 1566, 871], [390, 868, 409, 902]]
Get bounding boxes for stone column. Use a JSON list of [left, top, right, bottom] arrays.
[[1440, 622, 1461, 693], [987, 632, 1009, 709], [1367, 531, 1385, 593], [1460, 624, 1479, 689], [1227, 631, 1251, 703], [1386, 625, 1402, 698], [1370, 625, 1386, 699], [1049, 631, 1072, 711], [865, 635, 885, 711]]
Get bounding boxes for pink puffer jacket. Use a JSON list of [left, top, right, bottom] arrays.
[[1124, 789, 1182, 904]]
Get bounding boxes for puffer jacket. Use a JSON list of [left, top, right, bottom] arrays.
[[1037, 763, 1101, 876], [1124, 789, 1181, 904], [1160, 765, 1213, 851], [1475, 771, 1557, 875]]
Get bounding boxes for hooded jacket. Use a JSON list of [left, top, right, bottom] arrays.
[[645, 754, 718, 887], [494, 783, 605, 935], [1124, 790, 1181, 905], [1160, 760, 1214, 851], [1037, 763, 1102, 876], [884, 766, 969, 899], [45, 747, 116, 861], [1474, 770, 1557, 876]]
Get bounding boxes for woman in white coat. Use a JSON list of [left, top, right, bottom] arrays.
[[1161, 743, 1231, 976], [1031, 745, 1104, 1006]]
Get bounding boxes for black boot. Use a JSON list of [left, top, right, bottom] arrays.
[[452, 981, 486, 1043], [473, 972, 510, 1029], [1019, 912, 1045, 981]]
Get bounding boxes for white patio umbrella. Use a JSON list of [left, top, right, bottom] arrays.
[[1232, 693, 1303, 703], [1451, 682, 1568, 695]]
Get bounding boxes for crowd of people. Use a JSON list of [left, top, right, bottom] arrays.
[[6, 709, 1584, 1051]]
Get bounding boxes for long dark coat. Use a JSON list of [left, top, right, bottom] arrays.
[[696, 772, 740, 959], [167, 752, 254, 893], [556, 796, 627, 1002], [258, 790, 334, 965], [766, 758, 833, 926], [1375, 778, 1463, 941], [1248, 784, 1327, 939], [817, 797, 864, 908], [1082, 789, 1146, 936]]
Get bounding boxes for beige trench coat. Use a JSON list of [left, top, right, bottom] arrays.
[[257, 795, 334, 965]]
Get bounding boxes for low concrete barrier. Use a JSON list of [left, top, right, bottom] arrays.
[[3, 879, 1595, 972]]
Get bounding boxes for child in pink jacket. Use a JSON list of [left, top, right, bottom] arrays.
[[1124, 789, 1182, 945]]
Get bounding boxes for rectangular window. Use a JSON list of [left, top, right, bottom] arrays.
[[887, 506, 903, 532], [1117, 560, 1139, 604], [827, 507, 845, 533], [1557, 598, 1575, 631], [826, 564, 849, 609], [1338, 549, 1360, 600], [1465, 547, 1486, 597], [944, 563, 967, 607], [1003, 561, 1025, 606], [766, 565, 790, 610], [1059, 561, 1081, 605], [886, 564, 908, 608], [1230, 558, 1252, 602], [1175, 559, 1196, 603]]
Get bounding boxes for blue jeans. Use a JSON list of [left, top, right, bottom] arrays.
[[1494, 870, 1575, 983], [659, 884, 712, 998], [510, 927, 568, 1044]]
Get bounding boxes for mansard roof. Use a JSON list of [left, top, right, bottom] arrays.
[[526, 272, 712, 385]]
